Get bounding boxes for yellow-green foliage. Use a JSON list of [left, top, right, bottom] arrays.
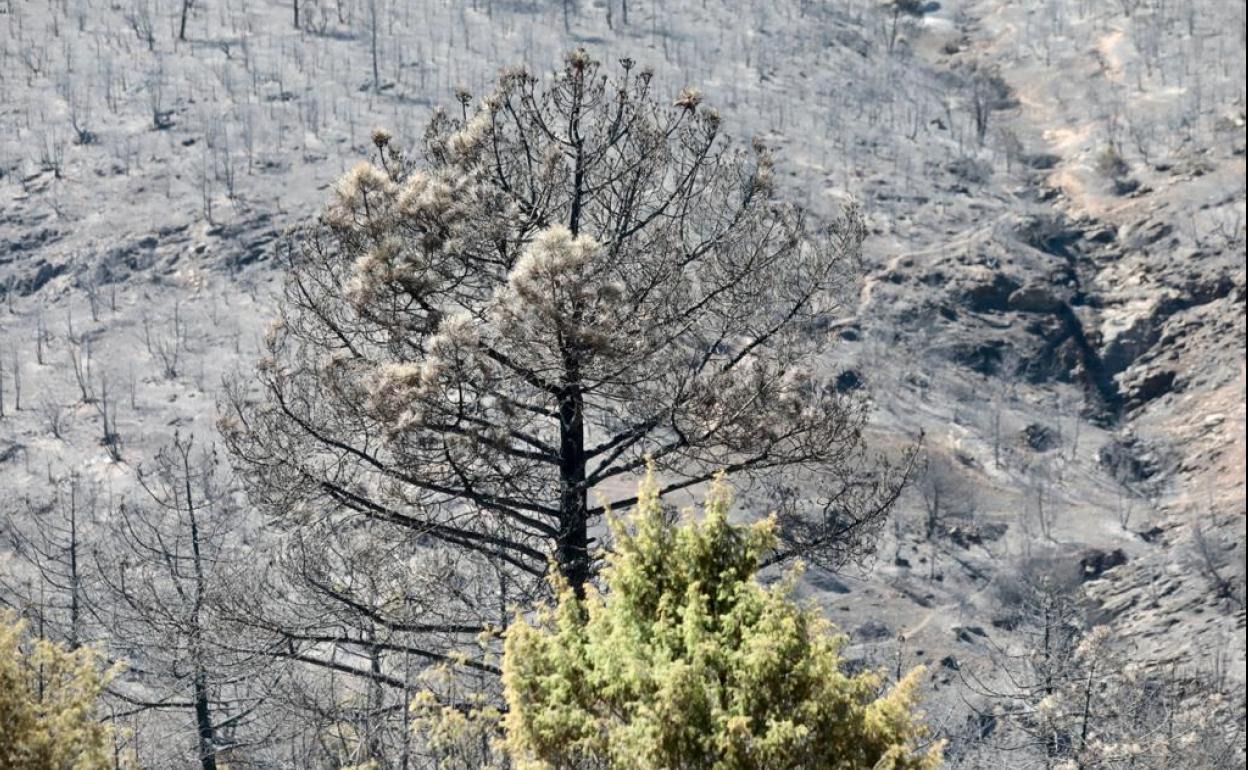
[[409, 660, 508, 770], [0, 612, 118, 770], [502, 470, 942, 770]]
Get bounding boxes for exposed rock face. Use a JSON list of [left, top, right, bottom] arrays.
[[0, 259, 67, 300], [862, 0, 1247, 712], [1120, 366, 1179, 408], [1098, 433, 1166, 485], [1100, 297, 1169, 376]]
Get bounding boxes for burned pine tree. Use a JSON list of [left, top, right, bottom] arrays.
[[93, 435, 265, 770], [0, 474, 100, 651], [221, 50, 912, 701]]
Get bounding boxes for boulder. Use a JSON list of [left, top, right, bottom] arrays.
[[953, 626, 988, 644], [1008, 285, 1065, 313], [1121, 366, 1178, 407], [962, 273, 1021, 312], [1079, 548, 1129, 581], [1020, 423, 1059, 451], [1098, 434, 1162, 483]]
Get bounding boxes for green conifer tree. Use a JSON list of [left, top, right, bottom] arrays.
[[501, 470, 942, 770]]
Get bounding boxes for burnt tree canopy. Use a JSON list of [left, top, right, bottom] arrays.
[[221, 50, 910, 680]]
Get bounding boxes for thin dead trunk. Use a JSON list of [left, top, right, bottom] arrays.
[[184, 450, 218, 770]]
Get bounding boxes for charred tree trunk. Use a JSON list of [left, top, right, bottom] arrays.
[[185, 454, 217, 770], [557, 78, 591, 597], [557, 386, 590, 597], [192, 669, 218, 770], [68, 480, 82, 650]]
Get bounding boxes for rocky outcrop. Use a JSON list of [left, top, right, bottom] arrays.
[[961, 272, 1021, 312], [1120, 366, 1179, 408], [1007, 285, 1066, 313], [1078, 548, 1128, 581]]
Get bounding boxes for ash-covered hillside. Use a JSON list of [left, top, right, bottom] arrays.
[[1, 0, 1244, 768]]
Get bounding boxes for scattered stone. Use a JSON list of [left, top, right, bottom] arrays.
[[953, 626, 988, 644]]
